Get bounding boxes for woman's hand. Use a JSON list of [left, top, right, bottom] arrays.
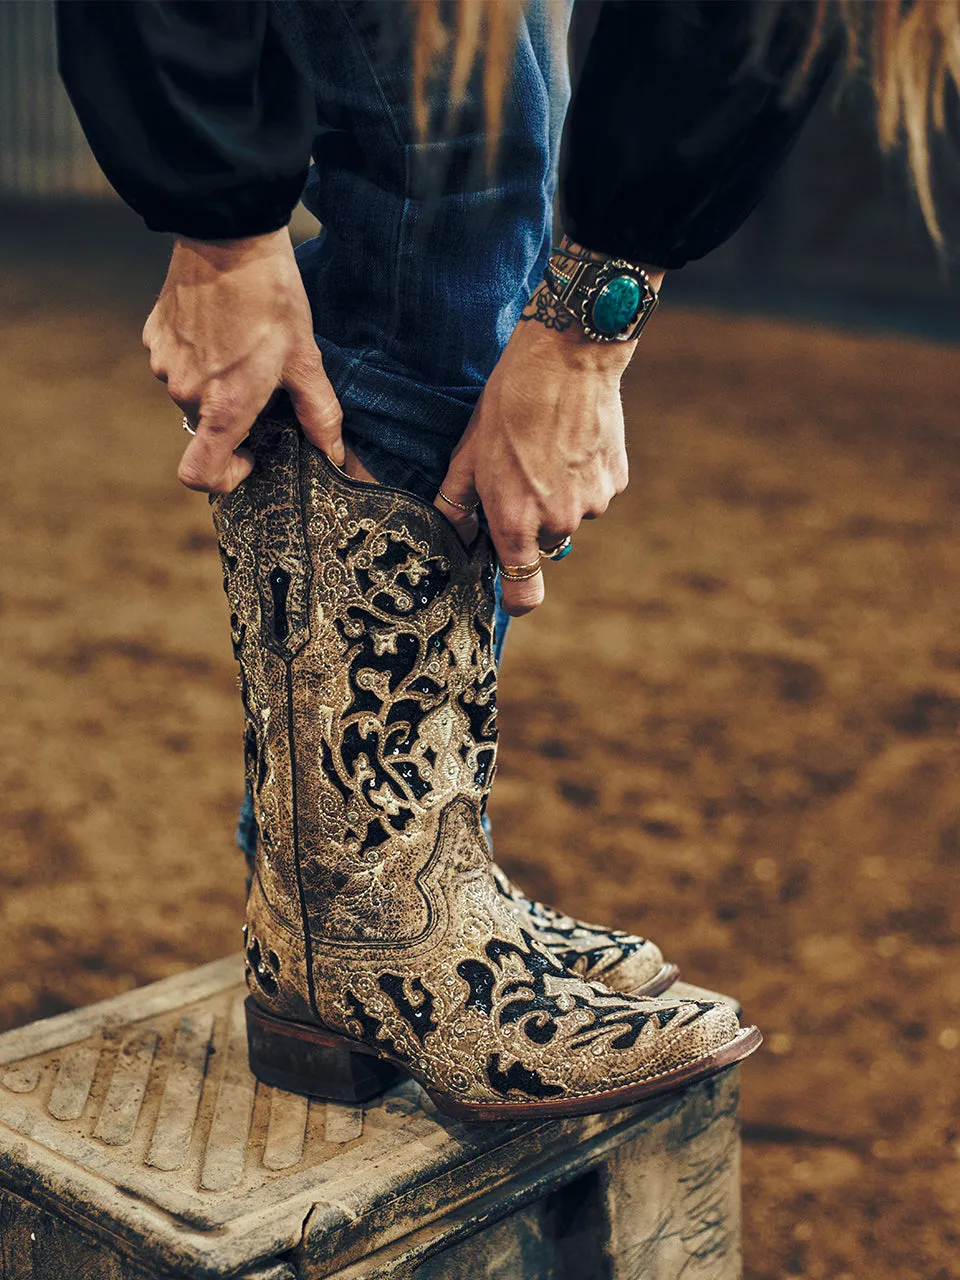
[[143, 229, 344, 494], [435, 277, 652, 615]]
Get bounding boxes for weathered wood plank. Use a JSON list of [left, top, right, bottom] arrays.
[[311, 1078, 742, 1280], [324, 1103, 364, 1146], [93, 1030, 158, 1148], [48, 1041, 102, 1122], [199, 995, 257, 1193], [0, 956, 243, 1068], [0, 1185, 170, 1280], [601, 1072, 742, 1280], [262, 1089, 309, 1172], [1, 1064, 42, 1095], [146, 1012, 214, 1172]]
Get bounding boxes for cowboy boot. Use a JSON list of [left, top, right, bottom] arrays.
[[213, 417, 760, 1121], [491, 865, 677, 996]]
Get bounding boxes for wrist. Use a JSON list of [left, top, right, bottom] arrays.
[[518, 283, 636, 373], [173, 227, 293, 268], [540, 236, 662, 344]]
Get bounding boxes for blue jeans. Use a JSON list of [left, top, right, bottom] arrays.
[[238, 0, 574, 863], [273, 0, 573, 497]]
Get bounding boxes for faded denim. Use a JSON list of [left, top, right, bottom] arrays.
[[272, 0, 574, 500]]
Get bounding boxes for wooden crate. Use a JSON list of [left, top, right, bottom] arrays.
[[0, 957, 744, 1279]]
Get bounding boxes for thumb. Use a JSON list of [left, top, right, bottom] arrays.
[[285, 348, 345, 465]]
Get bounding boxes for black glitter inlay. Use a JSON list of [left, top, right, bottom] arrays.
[[269, 566, 291, 642], [486, 1054, 564, 1100], [457, 959, 496, 1015], [378, 973, 438, 1043]]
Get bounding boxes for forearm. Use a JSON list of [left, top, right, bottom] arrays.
[[55, 0, 314, 239], [560, 0, 839, 269]]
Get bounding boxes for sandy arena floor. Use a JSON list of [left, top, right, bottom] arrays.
[[1, 207, 958, 1278]]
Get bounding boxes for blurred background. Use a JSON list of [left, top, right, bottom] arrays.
[[2, 3, 960, 1278]]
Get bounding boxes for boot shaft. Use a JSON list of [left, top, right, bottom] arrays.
[[213, 420, 498, 972]]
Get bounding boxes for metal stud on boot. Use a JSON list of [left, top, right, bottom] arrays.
[[213, 418, 761, 1121]]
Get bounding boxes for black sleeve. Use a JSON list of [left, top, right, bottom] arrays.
[[559, 0, 838, 269], [55, 0, 315, 240]]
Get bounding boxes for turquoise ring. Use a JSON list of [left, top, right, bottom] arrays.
[[542, 536, 572, 562]]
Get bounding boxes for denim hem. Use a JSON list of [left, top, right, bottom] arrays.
[[344, 432, 440, 505]]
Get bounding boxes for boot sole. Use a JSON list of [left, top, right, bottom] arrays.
[[245, 997, 762, 1121]]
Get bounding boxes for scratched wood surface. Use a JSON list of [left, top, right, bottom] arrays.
[[0, 958, 743, 1280]]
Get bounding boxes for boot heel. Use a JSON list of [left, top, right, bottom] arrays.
[[244, 997, 405, 1103]]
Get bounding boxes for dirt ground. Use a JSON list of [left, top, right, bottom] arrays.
[[1, 206, 958, 1279]]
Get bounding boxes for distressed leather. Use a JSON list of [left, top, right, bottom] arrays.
[[213, 418, 748, 1110], [491, 866, 669, 995]]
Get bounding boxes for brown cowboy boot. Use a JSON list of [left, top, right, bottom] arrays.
[[214, 418, 760, 1121], [491, 866, 677, 996]]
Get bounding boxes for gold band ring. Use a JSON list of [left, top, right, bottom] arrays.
[[499, 556, 543, 582], [500, 557, 542, 575], [499, 564, 543, 582], [499, 536, 572, 582], [181, 415, 197, 436], [437, 487, 479, 514]]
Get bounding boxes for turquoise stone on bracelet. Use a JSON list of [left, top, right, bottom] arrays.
[[592, 275, 642, 335]]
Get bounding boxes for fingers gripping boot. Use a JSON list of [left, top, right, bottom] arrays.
[[213, 419, 760, 1120]]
